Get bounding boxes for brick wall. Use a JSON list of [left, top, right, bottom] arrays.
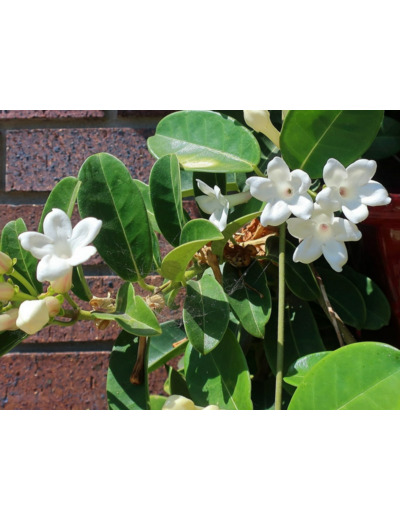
[[0, 110, 181, 409]]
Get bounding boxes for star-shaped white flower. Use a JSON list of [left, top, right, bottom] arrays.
[[18, 208, 102, 284], [316, 158, 391, 223], [195, 180, 251, 232], [287, 203, 362, 272], [246, 157, 314, 227]]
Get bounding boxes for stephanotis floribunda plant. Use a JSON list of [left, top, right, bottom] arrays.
[[1, 110, 399, 410]]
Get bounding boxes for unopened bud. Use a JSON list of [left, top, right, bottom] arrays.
[[162, 395, 197, 410], [50, 269, 72, 294], [0, 282, 15, 301], [44, 296, 62, 317], [0, 308, 19, 331], [0, 252, 13, 275], [16, 300, 50, 335], [243, 110, 272, 133]]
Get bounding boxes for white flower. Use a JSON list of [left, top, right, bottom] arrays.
[[246, 157, 314, 227], [243, 110, 280, 147], [16, 299, 50, 335], [287, 203, 362, 272], [195, 180, 251, 232], [162, 395, 219, 410], [316, 158, 391, 223], [18, 208, 102, 284], [0, 308, 19, 332]]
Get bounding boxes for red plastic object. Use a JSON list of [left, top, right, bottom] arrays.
[[359, 194, 400, 345]]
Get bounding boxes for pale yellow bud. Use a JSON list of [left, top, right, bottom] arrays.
[[50, 269, 73, 293], [162, 395, 197, 410], [243, 110, 280, 148], [0, 252, 13, 274], [16, 300, 50, 335], [44, 296, 62, 317], [0, 308, 19, 331], [0, 282, 15, 301], [202, 405, 220, 410]]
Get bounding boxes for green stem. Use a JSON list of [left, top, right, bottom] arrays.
[[10, 269, 38, 297], [275, 223, 286, 410], [11, 291, 36, 302], [253, 165, 266, 177], [137, 277, 156, 292], [63, 292, 79, 309]]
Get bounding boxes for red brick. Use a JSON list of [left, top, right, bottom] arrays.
[[6, 127, 155, 191], [0, 110, 105, 119], [0, 204, 43, 231], [0, 352, 167, 410]]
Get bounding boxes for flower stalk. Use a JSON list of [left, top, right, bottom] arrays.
[[275, 222, 286, 410]]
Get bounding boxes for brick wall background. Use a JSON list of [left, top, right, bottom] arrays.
[[0, 110, 181, 410]]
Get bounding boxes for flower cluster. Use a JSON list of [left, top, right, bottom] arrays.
[[196, 154, 391, 272], [0, 209, 101, 336]]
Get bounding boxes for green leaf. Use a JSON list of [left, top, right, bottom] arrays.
[[211, 211, 262, 259], [92, 282, 161, 337], [365, 116, 400, 160], [150, 395, 167, 410], [223, 261, 271, 338], [264, 297, 326, 375], [132, 179, 160, 233], [148, 320, 187, 372], [288, 342, 400, 410], [149, 154, 189, 246], [316, 266, 366, 329], [280, 110, 384, 178], [0, 330, 28, 358], [265, 235, 320, 301], [107, 331, 150, 410], [38, 176, 80, 232], [1, 219, 41, 294], [77, 153, 153, 282], [164, 367, 191, 399], [342, 266, 391, 330], [183, 274, 230, 354], [147, 110, 261, 173], [160, 219, 223, 281], [284, 352, 332, 387], [184, 328, 253, 410]]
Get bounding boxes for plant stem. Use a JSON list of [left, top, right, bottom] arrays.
[[10, 269, 38, 297], [137, 277, 156, 292], [63, 292, 79, 309], [253, 165, 266, 177], [275, 223, 286, 410]]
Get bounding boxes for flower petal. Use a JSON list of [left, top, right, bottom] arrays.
[[288, 194, 314, 220], [290, 169, 312, 193], [43, 208, 73, 241], [315, 187, 341, 212], [267, 157, 291, 184], [323, 158, 347, 187], [293, 236, 323, 264], [341, 199, 369, 223], [322, 239, 348, 272], [346, 159, 377, 186], [16, 300, 50, 335], [195, 195, 222, 215], [196, 179, 216, 197], [68, 245, 97, 266], [260, 200, 291, 226], [36, 255, 72, 282], [287, 217, 314, 239], [358, 181, 391, 206], [332, 218, 362, 242], [18, 232, 54, 259], [70, 217, 102, 251], [246, 177, 276, 202], [209, 204, 229, 232]]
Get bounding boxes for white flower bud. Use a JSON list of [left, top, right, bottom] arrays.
[[162, 395, 197, 410], [0, 308, 19, 331], [243, 110, 272, 133], [50, 270, 73, 293], [44, 296, 62, 317], [0, 282, 15, 301], [16, 300, 50, 335], [202, 405, 220, 410], [0, 252, 13, 274]]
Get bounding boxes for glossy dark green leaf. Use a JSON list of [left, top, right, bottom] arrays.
[[183, 274, 230, 354], [92, 282, 161, 337], [132, 179, 160, 233], [316, 266, 366, 329], [38, 177, 80, 232], [164, 367, 191, 399], [289, 342, 400, 410], [77, 153, 153, 282], [265, 235, 320, 301], [365, 116, 400, 160], [1, 219, 41, 294], [149, 154, 189, 246], [342, 266, 391, 330], [161, 219, 223, 281], [107, 330, 150, 410], [184, 328, 253, 410], [264, 297, 326, 376], [280, 110, 384, 178], [148, 110, 261, 173], [223, 261, 271, 338], [284, 352, 332, 387], [148, 320, 187, 372], [0, 330, 28, 358]]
